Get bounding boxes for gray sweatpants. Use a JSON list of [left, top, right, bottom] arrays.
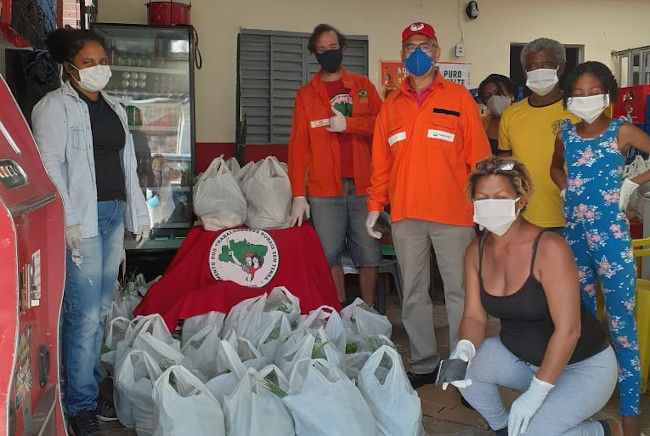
[[461, 338, 618, 435], [392, 219, 475, 373]]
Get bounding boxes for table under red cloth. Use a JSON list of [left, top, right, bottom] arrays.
[[134, 224, 341, 330]]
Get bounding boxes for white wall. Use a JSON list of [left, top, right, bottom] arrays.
[[99, 0, 650, 143]]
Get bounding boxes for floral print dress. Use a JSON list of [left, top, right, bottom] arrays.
[[562, 118, 640, 416]]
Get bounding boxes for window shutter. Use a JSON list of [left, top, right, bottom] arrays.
[[239, 29, 368, 145]]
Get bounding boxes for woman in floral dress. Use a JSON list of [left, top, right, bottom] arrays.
[[550, 60, 650, 436]]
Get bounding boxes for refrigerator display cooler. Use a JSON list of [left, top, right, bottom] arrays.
[[91, 23, 197, 250]]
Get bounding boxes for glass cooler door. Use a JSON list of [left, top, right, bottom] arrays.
[[92, 23, 196, 249]]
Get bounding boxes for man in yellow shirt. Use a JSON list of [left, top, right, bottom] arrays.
[[498, 37, 579, 231]]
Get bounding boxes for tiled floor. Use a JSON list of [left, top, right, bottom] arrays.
[[99, 286, 650, 435]]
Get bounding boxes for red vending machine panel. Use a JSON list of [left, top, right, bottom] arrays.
[[0, 75, 65, 434], [613, 84, 650, 124]]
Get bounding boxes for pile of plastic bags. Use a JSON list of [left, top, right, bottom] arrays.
[[193, 155, 292, 231], [102, 286, 424, 436]]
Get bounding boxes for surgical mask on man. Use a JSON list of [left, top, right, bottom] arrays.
[[70, 64, 112, 92], [567, 94, 610, 124], [487, 94, 512, 117], [473, 198, 520, 236], [316, 49, 343, 74], [404, 47, 433, 77], [525, 68, 558, 96]]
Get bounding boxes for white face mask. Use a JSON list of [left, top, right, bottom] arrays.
[[526, 68, 559, 96], [567, 94, 610, 124], [486, 94, 512, 117], [71, 64, 112, 92], [473, 197, 520, 236]]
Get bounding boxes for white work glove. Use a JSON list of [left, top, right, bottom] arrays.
[[135, 225, 150, 248], [365, 211, 381, 239], [290, 196, 310, 227], [619, 178, 639, 212], [326, 106, 347, 133], [559, 188, 565, 199], [508, 376, 554, 436], [442, 339, 476, 390], [65, 224, 82, 251]]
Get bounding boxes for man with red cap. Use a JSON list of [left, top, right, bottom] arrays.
[[366, 22, 491, 389]]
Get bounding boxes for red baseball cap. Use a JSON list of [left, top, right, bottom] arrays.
[[402, 22, 437, 43]]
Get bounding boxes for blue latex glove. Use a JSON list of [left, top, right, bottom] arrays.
[[508, 376, 554, 435]]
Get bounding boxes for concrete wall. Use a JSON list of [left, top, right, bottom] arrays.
[[98, 0, 650, 143]]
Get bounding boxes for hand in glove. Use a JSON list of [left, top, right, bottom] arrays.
[[135, 226, 150, 248], [65, 224, 82, 251], [326, 106, 347, 133], [559, 188, 565, 199], [290, 196, 310, 227], [508, 376, 554, 436], [365, 211, 381, 239], [442, 339, 476, 390], [619, 178, 639, 212]]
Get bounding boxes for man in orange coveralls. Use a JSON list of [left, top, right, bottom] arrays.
[[366, 22, 491, 388], [288, 24, 383, 306]]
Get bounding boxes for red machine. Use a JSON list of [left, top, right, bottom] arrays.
[[613, 84, 650, 125], [0, 75, 65, 433]]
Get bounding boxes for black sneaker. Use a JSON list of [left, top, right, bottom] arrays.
[[68, 409, 102, 436], [407, 366, 439, 390], [95, 395, 117, 422]]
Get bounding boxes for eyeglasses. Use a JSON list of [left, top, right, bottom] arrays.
[[402, 43, 436, 53]]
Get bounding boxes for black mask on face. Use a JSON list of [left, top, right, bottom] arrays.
[[316, 49, 343, 73]]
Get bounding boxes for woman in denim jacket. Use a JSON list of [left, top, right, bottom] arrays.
[[31, 28, 149, 436]]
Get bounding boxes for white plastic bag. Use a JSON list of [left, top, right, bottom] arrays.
[[114, 314, 178, 371], [265, 286, 301, 326], [222, 293, 268, 343], [132, 332, 197, 379], [226, 156, 241, 179], [236, 160, 259, 184], [114, 349, 163, 434], [358, 345, 424, 436], [181, 311, 225, 348], [101, 316, 131, 375], [283, 359, 378, 436], [257, 314, 292, 362], [181, 322, 222, 380], [223, 365, 294, 436], [152, 365, 225, 436], [223, 293, 286, 346], [274, 330, 316, 377], [193, 156, 247, 231], [297, 305, 346, 353], [205, 338, 265, 402], [341, 297, 392, 338], [242, 156, 292, 230]]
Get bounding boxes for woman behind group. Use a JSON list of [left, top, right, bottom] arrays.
[[550, 60, 650, 436], [448, 156, 619, 435], [478, 74, 518, 154], [31, 28, 150, 436]]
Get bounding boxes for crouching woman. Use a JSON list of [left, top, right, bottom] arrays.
[[449, 156, 619, 436]]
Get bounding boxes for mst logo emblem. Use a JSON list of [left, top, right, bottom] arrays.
[[208, 228, 279, 287]]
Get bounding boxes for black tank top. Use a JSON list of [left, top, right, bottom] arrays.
[[479, 230, 608, 366]]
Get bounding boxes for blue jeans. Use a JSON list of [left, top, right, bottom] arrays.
[[461, 338, 617, 435], [309, 179, 381, 267], [62, 200, 125, 416]]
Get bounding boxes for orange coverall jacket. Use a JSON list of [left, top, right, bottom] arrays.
[[368, 74, 491, 226], [288, 68, 382, 198]]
